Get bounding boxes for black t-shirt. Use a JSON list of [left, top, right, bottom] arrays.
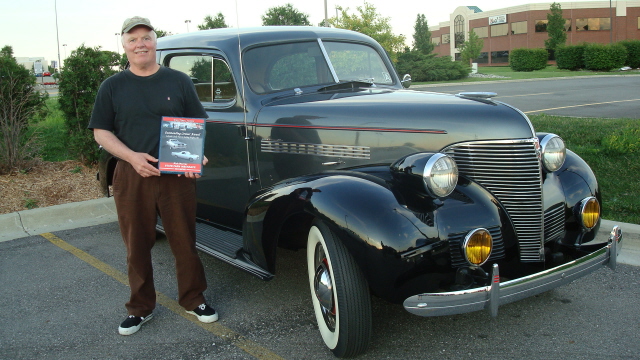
[[89, 66, 207, 157]]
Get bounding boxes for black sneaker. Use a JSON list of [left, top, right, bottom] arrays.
[[186, 303, 218, 323], [118, 314, 153, 335]]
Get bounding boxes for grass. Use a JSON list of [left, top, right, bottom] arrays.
[[415, 65, 640, 84], [529, 114, 640, 224], [33, 98, 73, 162]]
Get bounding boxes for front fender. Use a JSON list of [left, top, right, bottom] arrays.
[[556, 149, 601, 245], [243, 170, 510, 302]]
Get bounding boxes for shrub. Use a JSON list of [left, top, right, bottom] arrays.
[[602, 127, 640, 155], [617, 39, 640, 68], [0, 45, 47, 173], [397, 50, 469, 81], [555, 44, 586, 70], [509, 48, 548, 72], [57, 45, 119, 164], [583, 43, 627, 71]]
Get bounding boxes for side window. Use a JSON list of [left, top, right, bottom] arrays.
[[167, 55, 236, 105]]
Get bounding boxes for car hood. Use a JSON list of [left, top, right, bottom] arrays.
[[255, 88, 534, 151]]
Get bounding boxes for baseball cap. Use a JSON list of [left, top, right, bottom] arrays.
[[121, 16, 155, 33]]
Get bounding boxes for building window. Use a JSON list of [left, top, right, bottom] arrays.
[[491, 23, 508, 37], [432, 37, 441, 45], [491, 51, 509, 64], [535, 19, 571, 32], [475, 52, 489, 64], [576, 18, 610, 31], [454, 15, 465, 48], [442, 34, 450, 44], [511, 21, 527, 35], [473, 27, 488, 38]]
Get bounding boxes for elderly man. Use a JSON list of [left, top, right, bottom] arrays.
[[89, 16, 217, 335]]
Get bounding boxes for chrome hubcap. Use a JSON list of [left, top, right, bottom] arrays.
[[314, 262, 333, 311]]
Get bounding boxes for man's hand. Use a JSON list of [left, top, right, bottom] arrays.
[[180, 155, 208, 179], [129, 152, 161, 177]]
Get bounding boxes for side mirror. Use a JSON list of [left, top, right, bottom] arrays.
[[401, 74, 412, 89]]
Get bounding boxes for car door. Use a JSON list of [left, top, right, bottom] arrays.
[[162, 51, 251, 230]]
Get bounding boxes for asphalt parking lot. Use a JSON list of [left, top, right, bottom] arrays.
[[1, 198, 639, 359]]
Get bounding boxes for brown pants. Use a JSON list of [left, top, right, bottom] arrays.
[[113, 161, 207, 317]]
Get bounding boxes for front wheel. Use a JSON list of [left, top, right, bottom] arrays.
[[307, 220, 371, 358]]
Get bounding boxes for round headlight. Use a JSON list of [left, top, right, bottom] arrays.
[[540, 134, 566, 172], [579, 197, 600, 230], [423, 154, 458, 198], [464, 228, 493, 266]]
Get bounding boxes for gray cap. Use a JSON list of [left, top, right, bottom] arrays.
[[121, 16, 154, 33]]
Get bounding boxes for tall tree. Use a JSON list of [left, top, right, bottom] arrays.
[[198, 13, 229, 30], [545, 2, 567, 52], [330, 2, 405, 61], [57, 45, 120, 163], [413, 14, 433, 55], [458, 30, 484, 66], [154, 28, 171, 38], [262, 4, 310, 26], [0, 45, 47, 172]]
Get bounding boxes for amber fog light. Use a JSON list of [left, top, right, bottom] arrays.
[[580, 197, 600, 230], [464, 228, 493, 266]]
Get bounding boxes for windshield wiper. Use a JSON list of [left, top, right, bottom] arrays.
[[318, 80, 375, 92]]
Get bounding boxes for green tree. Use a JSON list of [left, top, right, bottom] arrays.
[[262, 4, 310, 26], [198, 13, 229, 29], [0, 45, 47, 173], [57, 45, 119, 163], [154, 28, 171, 38], [459, 30, 484, 66], [545, 2, 567, 52], [413, 14, 433, 55], [330, 2, 405, 61]]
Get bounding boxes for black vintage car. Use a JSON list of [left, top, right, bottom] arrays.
[[99, 27, 623, 357]]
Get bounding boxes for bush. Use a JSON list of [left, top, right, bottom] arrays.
[[509, 48, 548, 72], [0, 45, 47, 173], [58, 45, 119, 164], [555, 44, 586, 71], [583, 43, 627, 71], [602, 127, 640, 155], [396, 50, 469, 81], [617, 39, 640, 68]]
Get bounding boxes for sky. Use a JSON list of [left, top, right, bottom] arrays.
[[1, 0, 600, 67]]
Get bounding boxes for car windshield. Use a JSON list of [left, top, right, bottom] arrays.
[[243, 40, 393, 94]]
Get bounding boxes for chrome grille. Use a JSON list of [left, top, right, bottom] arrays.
[[445, 139, 544, 262], [544, 203, 566, 242], [261, 140, 370, 159]]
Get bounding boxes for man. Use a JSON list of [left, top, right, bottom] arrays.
[[89, 16, 217, 336]]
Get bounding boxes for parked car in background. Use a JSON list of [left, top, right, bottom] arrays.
[[43, 71, 52, 76], [166, 138, 186, 149], [98, 27, 623, 358], [171, 151, 200, 161]]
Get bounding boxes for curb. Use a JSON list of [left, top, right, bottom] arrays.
[[0, 197, 117, 243], [0, 198, 637, 266]]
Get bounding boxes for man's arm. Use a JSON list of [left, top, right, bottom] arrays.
[[94, 129, 161, 178]]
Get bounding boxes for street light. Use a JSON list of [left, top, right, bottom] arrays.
[[185, 20, 191, 32], [115, 33, 121, 54]]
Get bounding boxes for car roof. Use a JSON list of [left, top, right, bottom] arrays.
[[157, 26, 380, 53]]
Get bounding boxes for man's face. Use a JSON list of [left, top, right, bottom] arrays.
[[122, 26, 156, 68]]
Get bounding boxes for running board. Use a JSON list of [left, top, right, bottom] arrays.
[[156, 218, 274, 280]]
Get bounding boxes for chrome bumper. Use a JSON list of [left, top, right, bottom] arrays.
[[404, 226, 622, 317]]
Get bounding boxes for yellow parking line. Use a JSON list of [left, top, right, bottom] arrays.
[[524, 98, 640, 114], [41, 232, 285, 360]]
